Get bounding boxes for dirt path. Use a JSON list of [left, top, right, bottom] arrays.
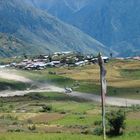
[[66, 91, 140, 107], [0, 86, 140, 106], [0, 69, 32, 83], [0, 69, 140, 107]]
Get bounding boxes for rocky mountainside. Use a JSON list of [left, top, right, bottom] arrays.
[[0, 33, 30, 57], [29, 0, 140, 57], [0, 0, 109, 57]]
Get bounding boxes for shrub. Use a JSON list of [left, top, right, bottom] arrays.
[[131, 105, 140, 111], [79, 115, 85, 119], [106, 109, 126, 135], [60, 111, 66, 114], [28, 124, 36, 131], [93, 127, 103, 135], [94, 120, 102, 126], [0, 102, 3, 107], [48, 71, 56, 75], [41, 104, 52, 112], [8, 128, 24, 132], [27, 119, 33, 124]]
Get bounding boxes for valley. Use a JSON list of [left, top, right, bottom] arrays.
[[0, 59, 140, 139], [0, 0, 140, 139]]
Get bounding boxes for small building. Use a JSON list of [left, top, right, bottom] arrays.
[[75, 61, 85, 66]]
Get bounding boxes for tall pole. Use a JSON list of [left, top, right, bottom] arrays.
[[98, 53, 107, 140]]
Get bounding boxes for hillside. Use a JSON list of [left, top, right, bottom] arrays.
[[0, 0, 109, 57], [0, 33, 44, 57], [30, 0, 140, 57]]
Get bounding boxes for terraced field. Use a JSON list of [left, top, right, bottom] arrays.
[[0, 92, 139, 139]]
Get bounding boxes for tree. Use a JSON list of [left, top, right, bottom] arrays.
[[67, 58, 75, 66], [48, 54, 52, 62], [23, 53, 27, 59], [60, 56, 67, 64], [106, 109, 126, 135], [76, 52, 84, 61], [110, 53, 113, 58]]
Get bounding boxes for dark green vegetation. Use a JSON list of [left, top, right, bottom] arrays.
[[0, 0, 109, 57], [0, 78, 32, 91], [121, 69, 140, 80], [29, 0, 140, 57], [106, 110, 126, 135]]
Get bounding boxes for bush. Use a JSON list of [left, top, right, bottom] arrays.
[[41, 104, 52, 112], [8, 128, 24, 132], [131, 105, 140, 111], [93, 120, 102, 136], [94, 120, 102, 126], [48, 71, 56, 75], [28, 124, 36, 131], [93, 127, 103, 135], [60, 111, 66, 114], [106, 109, 126, 136], [27, 119, 33, 124]]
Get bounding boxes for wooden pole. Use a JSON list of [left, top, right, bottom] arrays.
[[98, 53, 107, 140]]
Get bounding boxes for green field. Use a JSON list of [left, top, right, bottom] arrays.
[[0, 133, 140, 140], [0, 59, 140, 139], [0, 92, 139, 139], [0, 78, 33, 91]]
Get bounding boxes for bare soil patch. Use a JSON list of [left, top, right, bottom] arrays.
[[29, 113, 65, 123]]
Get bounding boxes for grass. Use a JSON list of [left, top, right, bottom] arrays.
[[0, 60, 140, 139], [0, 132, 140, 140], [18, 69, 74, 87], [0, 57, 23, 65], [0, 78, 32, 91], [0, 133, 101, 140], [51, 113, 100, 126], [120, 69, 140, 80], [0, 92, 139, 139]]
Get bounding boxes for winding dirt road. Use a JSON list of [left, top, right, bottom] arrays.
[[0, 69, 140, 107]]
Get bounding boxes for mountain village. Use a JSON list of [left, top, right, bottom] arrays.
[[4, 52, 109, 70]]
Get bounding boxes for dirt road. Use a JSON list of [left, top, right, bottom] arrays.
[[0, 69, 140, 107], [66, 91, 140, 107], [0, 69, 32, 83]]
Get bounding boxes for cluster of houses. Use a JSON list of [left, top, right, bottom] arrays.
[[1, 51, 139, 70], [9, 51, 109, 70]]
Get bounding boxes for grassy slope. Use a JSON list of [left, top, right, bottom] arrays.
[[0, 78, 32, 91]]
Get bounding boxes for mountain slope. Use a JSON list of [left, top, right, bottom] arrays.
[[0, 33, 27, 57], [29, 0, 140, 57], [0, 0, 109, 57]]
